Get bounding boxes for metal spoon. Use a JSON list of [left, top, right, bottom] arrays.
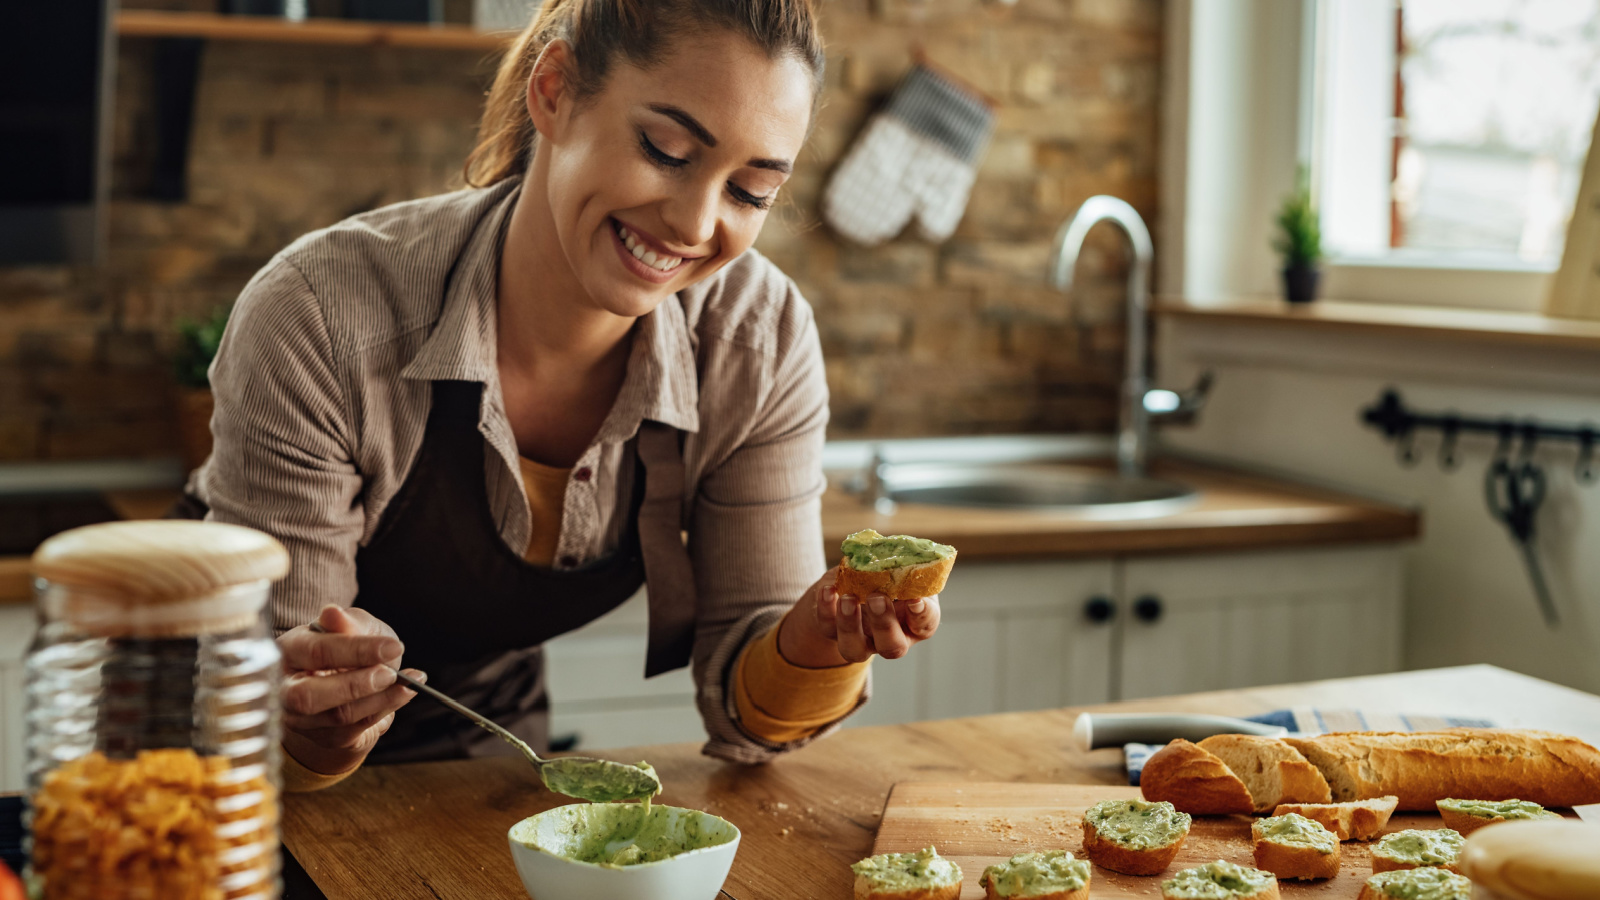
[[305, 621, 661, 803]]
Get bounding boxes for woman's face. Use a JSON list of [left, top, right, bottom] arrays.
[[530, 30, 814, 319]]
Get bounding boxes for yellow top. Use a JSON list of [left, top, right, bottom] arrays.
[[518, 457, 571, 566]]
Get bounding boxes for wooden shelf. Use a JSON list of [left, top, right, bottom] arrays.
[[116, 9, 513, 51], [1159, 296, 1600, 353]]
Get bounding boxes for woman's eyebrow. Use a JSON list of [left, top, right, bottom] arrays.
[[645, 103, 793, 175]]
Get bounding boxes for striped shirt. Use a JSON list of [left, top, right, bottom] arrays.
[[188, 178, 858, 763]]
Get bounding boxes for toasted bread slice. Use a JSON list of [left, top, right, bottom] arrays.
[[1273, 796, 1398, 841], [1161, 860, 1281, 899], [1081, 799, 1191, 876], [837, 554, 955, 601], [1435, 798, 1560, 836], [980, 851, 1091, 900], [1370, 829, 1464, 874], [1251, 814, 1341, 881], [1357, 867, 1473, 900], [1199, 734, 1331, 812], [852, 847, 963, 900], [855, 884, 960, 900], [1141, 739, 1255, 815]]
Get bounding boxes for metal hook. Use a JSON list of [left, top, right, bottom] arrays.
[[1579, 428, 1597, 485], [1438, 417, 1460, 471], [1517, 425, 1540, 464], [1492, 423, 1515, 465], [1396, 428, 1421, 467]]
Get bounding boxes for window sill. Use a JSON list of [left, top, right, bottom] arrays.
[[1157, 297, 1600, 353]]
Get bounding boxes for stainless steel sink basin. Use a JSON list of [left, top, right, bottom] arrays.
[[880, 462, 1199, 519]]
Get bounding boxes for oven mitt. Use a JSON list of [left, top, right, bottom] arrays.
[[822, 64, 994, 246]]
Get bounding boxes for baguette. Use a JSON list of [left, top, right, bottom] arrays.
[[1435, 797, 1560, 836], [1140, 739, 1255, 815], [1081, 798, 1190, 876], [1283, 729, 1600, 810], [1370, 828, 1464, 874], [851, 847, 963, 900], [979, 850, 1090, 900], [1272, 795, 1398, 841], [1250, 813, 1341, 881], [836, 530, 956, 601], [1198, 734, 1331, 812], [1357, 867, 1472, 900], [1161, 860, 1280, 900]]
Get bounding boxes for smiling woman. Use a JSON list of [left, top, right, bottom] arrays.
[[171, 0, 946, 791]]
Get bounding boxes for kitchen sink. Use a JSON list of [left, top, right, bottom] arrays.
[[879, 462, 1199, 519]]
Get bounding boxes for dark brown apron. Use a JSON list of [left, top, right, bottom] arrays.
[[174, 379, 699, 763]]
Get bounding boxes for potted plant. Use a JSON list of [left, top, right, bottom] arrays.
[[1273, 167, 1323, 304], [173, 304, 231, 474]]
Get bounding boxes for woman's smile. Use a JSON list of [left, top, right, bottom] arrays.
[[608, 216, 697, 284]]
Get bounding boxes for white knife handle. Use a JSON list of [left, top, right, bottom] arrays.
[[1073, 713, 1288, 751]]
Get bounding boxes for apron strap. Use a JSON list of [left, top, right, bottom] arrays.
[[636, 421, 697, 678]]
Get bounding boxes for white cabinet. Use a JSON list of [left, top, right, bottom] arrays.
[[0, 604, 36, 792]]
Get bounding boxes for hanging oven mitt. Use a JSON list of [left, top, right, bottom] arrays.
[[822, 64, 995, 246]]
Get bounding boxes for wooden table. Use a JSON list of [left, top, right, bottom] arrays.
[[281, 664, 1600, 899]]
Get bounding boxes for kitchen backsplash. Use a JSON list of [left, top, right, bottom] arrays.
[[0, 0, 1158, 460]]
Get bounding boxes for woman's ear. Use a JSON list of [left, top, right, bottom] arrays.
[[526, 40, 574, 140]]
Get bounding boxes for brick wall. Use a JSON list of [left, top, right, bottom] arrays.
[[0, 0, 1159, 460]]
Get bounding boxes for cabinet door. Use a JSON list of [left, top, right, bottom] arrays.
[[1118, 546, 1403, 700], [0, 605, 36, 792]]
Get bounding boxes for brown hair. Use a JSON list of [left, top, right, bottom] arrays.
[[464, 0, 824, 187]]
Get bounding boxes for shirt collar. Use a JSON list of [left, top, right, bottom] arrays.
[[400, 178, 700, 437]]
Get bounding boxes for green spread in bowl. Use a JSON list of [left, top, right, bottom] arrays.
[[1364, 867, 1473, 900], [510, 803, 736, 868], [1437, 798, 1559, 821], [1085, 798, 1191, 850], [840, 529, 954, 571], [851, 846, 962, 891], [1253, 812, 1338, 854], [981, 850, 1090, 897], [1161, 860, 1276, 899], [1374, 829, 1464, 867]]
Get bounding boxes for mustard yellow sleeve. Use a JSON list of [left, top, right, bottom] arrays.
[[733, 617, 869, 744], [281, 746, 361, 793]]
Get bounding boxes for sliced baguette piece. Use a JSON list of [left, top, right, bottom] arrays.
[[1357, 867, 1473, 900], [1081, 798, 1191, 876], [1435, 798, 1561, 836], [1140, 738, 1255, 815], [836, 553, 955, 601], [1370, 828, 1465, 875], [1250, 813, 1342, 881], [1272, 795, 1398, 841], [1198, 734, 1332, 812], [852, 847, 963, 900], [1283, 729, 1600, 810], [980, 850, 1091, 900], [1161, 860, 1281, 900]]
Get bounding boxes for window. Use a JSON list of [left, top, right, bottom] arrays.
[[1315, 0, 1600, 268]]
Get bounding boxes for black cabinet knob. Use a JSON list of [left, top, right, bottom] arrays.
[[1134, 594, 1164, 622], [1083, 595, 1115, 623]]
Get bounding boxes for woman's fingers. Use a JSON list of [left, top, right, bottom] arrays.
[[296, 712, 394, 753], [897, 594, 941, 641], [283, 664, 399, 718], [835, 593, 872, 663], [864, 592, 910, 660], [283, 669, 423, 731], [813, 584, 840, 641]]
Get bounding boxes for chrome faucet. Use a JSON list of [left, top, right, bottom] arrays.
[[1049, 196, 1210, 478]]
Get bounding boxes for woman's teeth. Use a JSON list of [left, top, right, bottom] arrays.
[[615, 222, 684, 273]]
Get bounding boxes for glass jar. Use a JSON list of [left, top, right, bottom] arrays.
[[24, 521, 290, 900]]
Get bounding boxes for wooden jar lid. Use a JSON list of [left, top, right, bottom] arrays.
[[32, 521, 289, 636], [1460, 819, 1600, 900]]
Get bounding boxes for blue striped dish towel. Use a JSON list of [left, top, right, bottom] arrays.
[[1124, 708, 1496, 786]]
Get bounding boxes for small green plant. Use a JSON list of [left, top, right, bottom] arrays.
[[1273, 166, 1322, 268], [173, 304, 232, 389]]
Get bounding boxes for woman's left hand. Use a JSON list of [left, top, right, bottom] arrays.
[[778, 567, 942, 667]]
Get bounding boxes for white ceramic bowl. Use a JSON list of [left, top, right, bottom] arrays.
[[507, 804, 740, 900]]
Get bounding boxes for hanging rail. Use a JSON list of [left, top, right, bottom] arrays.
[[1361, 389, 1597, 482]]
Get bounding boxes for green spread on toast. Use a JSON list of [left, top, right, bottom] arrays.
[[840, 529, 954, 571], [1374, 829, 1464, 867], [1161, 860, 1276, 899], [1437, 798, 1558, 820], [851, 846, 962, 890], [1364, 867, 1473, 900], [1085, 798, 1191, 850], [980, 850, 1090, 897], [1254, 812, 1338, 854]]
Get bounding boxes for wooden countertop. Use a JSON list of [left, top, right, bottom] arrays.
[[822, 458, 1419, 559], [281, 664, 1600, 899]]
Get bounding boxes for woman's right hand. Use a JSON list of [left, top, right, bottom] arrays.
[[277, 605, 426, 776]]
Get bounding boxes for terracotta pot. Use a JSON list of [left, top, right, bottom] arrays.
[[176, 387, 215, 475]]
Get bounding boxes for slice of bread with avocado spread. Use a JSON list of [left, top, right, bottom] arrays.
[[1160, 860, 1280, 900], [836, 530, 956, 601], [1272, 795, 1398, 841], [1251, 813, 1341, 881], [1370, 828, 1465, 874], [852, 846, 963, 900], [1357, 867, 1472, 900], [1435, 797, 1561, 836], [980, 850, 1091, 900], [1082, 798, 1191, 876]]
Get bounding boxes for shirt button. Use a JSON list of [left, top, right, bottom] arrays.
[[573, 467, 593, 483], [559, 555, 578, 568]]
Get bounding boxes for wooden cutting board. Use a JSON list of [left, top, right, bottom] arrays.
[[873, 782, 1456, 899]]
